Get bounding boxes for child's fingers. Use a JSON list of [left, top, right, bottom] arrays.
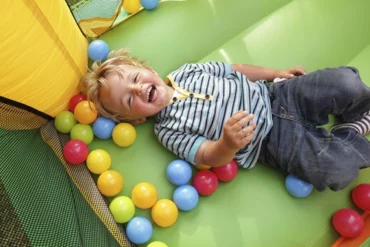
[[226, 111, 248, 126], [241, 130, 255, 143], [231, 113, 254, 130], [294, 66, 306, 75], [236, 122, 256, 139]]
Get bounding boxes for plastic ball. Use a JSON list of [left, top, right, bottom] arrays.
[[88, 40, 110, 61], [140, 0, 158, 10], [285, 174, 313, 198], [332, 208, 364, 238], [131, 182, 158, 209], [70, 124, 94, 144], [97, 170, 124, 197], [112, 123, 136, 147], [147, 241, 168, 247], [212, 160, 238, 182], [123, 0, 141, 14], [109, 196, 135, 223], [54, 111, 77, 134], [352, 183, 370, 211], [63, 140, 89, 165], [92, 117, 116, 140], [86, 149, 111, 174], [173, 185, 199, 211], [166, 159, 193, 186], [192, 170, 218, 196], [126, 216, 153, 245], [195, 164, 211, 170], [151, 199, 178, 227], [68, 93, 87, 113], [74, 100, 98, 124]]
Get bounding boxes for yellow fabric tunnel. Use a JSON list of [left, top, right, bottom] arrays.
[[0, 0, 88, 117]]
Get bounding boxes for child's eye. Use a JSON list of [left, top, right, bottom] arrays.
[[128, 95, 133, 108], [134, 73, 139, 83]]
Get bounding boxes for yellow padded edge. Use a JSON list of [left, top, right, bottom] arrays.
[[0, 0, 88, 117]]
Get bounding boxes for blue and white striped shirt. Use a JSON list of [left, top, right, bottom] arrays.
[[154, 62, 273, 168]]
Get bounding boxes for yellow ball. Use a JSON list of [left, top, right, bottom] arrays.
[[112, 123, 136, 147], [132, 182, 158, 209], [97, 170, 124, 197], [86, 149, 111, 174], [195, 164, 212, 170], [147, 241, 168, 247], [123, 0, 141, 14], [74, 100, 98, 124], [151, 199, 178, 227]]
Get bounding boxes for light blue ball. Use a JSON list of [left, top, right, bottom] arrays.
[[140, 0, 159, 10], [285, 174, 314, 198], [88, 40, 109, 61], [173, 185, 199, 211], [126, 216, 153, 245], [166, 160, 193, 186], [92, 117, 116, 139]]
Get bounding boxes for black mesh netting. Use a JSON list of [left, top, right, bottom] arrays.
[[0, 96, 135, 247]]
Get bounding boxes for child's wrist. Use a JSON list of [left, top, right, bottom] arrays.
[[216, 139, 238, 155]]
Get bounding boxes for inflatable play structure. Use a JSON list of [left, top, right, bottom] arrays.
[[1, 0, 370, 246]]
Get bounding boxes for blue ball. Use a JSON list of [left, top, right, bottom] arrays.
[[166, 160, 193, 186], [140, 0, 159, 10], [285, 174, 314, 198], [126, 216, 153, 245], [88, 40, 110, 61], [92, 117, 116, 139], [173, 185, 199, 211]]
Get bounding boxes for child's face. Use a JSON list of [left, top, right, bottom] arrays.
[[100, 65, 173, 121]]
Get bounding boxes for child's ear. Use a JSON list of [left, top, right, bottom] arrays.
[[129, 117, 146, 125]]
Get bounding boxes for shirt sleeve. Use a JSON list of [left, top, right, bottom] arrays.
[[191, 62, 232, 78], [154, 124, 206, 165]]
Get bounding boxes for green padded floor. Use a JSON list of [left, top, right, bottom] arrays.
[[89, 0, 370, 246]]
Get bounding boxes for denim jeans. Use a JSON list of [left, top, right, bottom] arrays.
[[258, 66, 370, 192]]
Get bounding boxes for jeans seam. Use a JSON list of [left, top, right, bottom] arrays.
[[272, 106, 311, 129], [343, 96, 370, 122], [318, 138, 331, 156]]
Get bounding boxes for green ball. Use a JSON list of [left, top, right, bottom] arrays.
[[70, 124, 94, 144], [109, 196, 135, 223], [147, 241, 168, 247], [54, 111, 77, 133]]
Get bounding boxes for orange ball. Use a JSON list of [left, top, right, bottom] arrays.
[[131, 182, 158, 209], [97, 170, 124, 197], [151, 199, 178, 227], [74, 100, 98, 124], [195, 164, 212, 170]]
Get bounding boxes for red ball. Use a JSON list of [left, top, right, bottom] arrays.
[[192, 170, 218, 196], [68, 93, 87, 113], [212, 160, 238, 182], [332, 208, 364, 238], [352, 183, 370, 211], [63, 140, 89, 165]]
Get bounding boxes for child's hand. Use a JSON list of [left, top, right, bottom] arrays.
[[275, 66, 306, 79], [220, 111, 256, 151]]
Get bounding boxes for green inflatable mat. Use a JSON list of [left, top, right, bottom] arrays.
[[90, 0, 370, 246]]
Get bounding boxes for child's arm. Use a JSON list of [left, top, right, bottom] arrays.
[[232, 64, 306, 82], [194, 111, 256, 167]]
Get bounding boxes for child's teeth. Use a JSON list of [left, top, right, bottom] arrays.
[[147, 87, 151, 102]]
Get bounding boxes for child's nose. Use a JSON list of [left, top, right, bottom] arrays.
[[132, 84, 142, 95]]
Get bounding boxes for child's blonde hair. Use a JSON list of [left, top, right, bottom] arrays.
[[82, 49, 151, 122]]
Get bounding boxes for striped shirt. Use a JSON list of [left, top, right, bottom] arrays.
[[154, 62, 273, 168]]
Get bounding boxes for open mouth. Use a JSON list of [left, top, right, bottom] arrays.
[[147, 85, 156, 103]]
